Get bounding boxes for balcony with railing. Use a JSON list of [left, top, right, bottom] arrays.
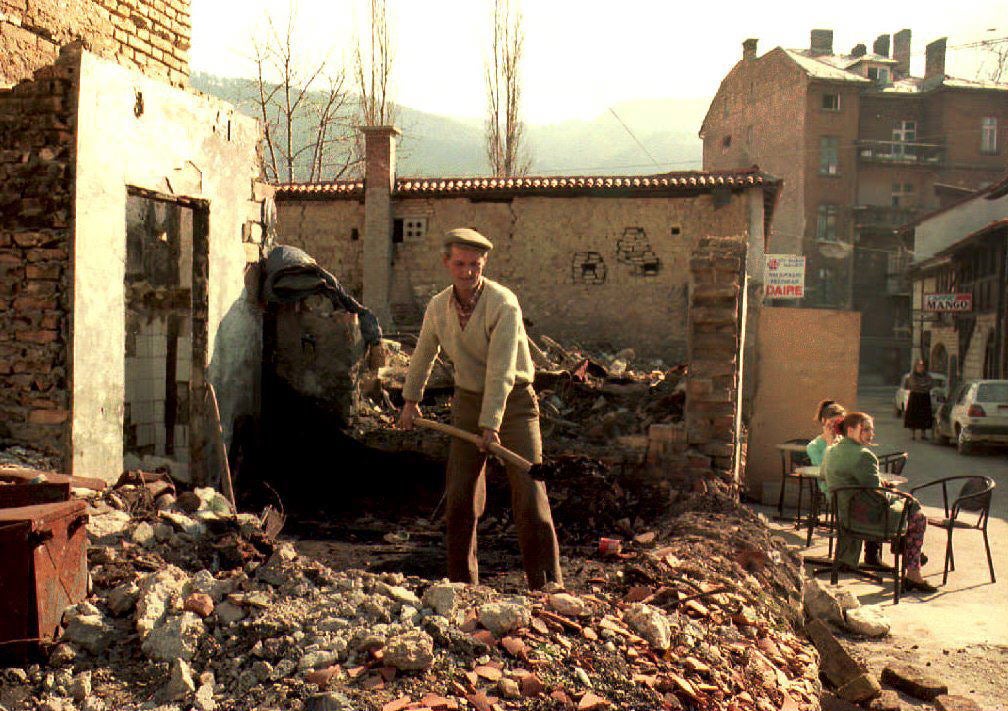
[[853, 205, 920, 231], [857, 140, 945, 166]]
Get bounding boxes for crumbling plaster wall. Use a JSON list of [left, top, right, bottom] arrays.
[[72, 49, 264, 481], [0, 0, 190, 87], [277, 193, 755, 361]]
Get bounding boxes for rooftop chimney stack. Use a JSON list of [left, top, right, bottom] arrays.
[[360, 125, 400, 328], [893, 29, 912, 77], [810, 29, 833, 56], [873, 34, 890, 57], [742, 38, 758, 61], [851, 43, 867, 58], [925, 37, 947, 85]]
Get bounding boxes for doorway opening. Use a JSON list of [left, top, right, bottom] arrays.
[[123, 190, 209, 480]]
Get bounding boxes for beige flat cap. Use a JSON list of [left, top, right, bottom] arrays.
[[444, 227, 493, 252]]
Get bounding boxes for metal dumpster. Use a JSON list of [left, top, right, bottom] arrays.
[[0, 500, 88, 662]]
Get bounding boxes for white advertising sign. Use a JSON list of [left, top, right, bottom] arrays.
[[764, 254, 805, 299]]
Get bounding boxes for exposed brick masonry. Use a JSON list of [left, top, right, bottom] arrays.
[[647, 236, 746, 496], [0, 49, 77, 459], [0, 0, 190, 86]]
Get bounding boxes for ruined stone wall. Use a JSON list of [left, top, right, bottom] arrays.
[[276, 193, 751, 360], [646, 237, 747, 495], [0, 52, 77, 459], [0, 0, 190, 87]]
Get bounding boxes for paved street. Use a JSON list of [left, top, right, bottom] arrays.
[[761, 386, 1008, 707]]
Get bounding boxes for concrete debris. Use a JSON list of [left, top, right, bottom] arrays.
[[60, 608, 115, 655], [422, 581, 462, 617], [382, 630, 435, 671], [160, 658, 196, 701], [135, 567, 189, 637], [105, 581, 140, 617], [140, 612, 204, 662], [623, 603, 672, 650], [0, 454, 819, 711], [477, 599, 532, 636], [130, 521, 156, 547], [934, 694, 983, 711], [843, 604, 890, 638], [880, 663, 949, 701], [548, 592, 589, 618], [68, 671, 91, 703], [802, 577, 844, 626]]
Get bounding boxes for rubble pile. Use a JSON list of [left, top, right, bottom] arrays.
[[353, 336, 685, 464], [0, 469, 822, 711]]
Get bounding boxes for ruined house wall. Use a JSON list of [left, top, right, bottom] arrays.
[[0, 0, 190, 87], [0, 52, 77, 459], [276, 194, 751, 361], [70, 49, 263, 481]]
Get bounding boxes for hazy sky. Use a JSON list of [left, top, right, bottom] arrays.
[[191, 0, 1005, 124]]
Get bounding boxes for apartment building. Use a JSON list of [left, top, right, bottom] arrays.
[[701, 29, 1008, 382]]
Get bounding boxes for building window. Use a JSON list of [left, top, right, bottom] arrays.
[[722, 134, 732, 150], [819, 136, 839, 174], [892, 120, 916, 157], [891, 182, 915, 207], [981, 117, 997, 155], [822, 93, 839, 111], [816, 205, 838, 241], [867, 66, 890, 85]]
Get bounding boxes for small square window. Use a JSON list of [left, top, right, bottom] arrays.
[[722, 135, 732, 150], [822, 93, 839, 111], [404, 217, 427, 239]]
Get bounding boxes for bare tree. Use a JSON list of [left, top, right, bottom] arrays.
[[977, 38, 1008, 82], [485, 0, 530, 176], [354, 0, 397, 127], [252, 4, 356, 183]]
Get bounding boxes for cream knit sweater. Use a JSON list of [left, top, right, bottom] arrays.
[[402, 278, 535, 432]]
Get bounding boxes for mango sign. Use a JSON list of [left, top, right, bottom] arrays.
[[924, 293, 972, 312], [764, 254, 805, 299]]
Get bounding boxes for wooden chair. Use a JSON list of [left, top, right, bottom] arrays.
[[830, 486, 915, 603], [910, 476, 996, 584]]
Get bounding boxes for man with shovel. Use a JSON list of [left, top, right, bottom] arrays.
[[399, 228, 563, 589]]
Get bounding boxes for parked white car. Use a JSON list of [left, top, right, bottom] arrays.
[[893, 371, 947, 417], [935, 379, 1008, 454]]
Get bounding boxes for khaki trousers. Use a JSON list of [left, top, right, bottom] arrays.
[[446, 384, 563, 589]]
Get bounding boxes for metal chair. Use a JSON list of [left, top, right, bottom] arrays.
[[830, 486, 915, 603], [910, 476, 996, 584], [878, 451, 909, 477], [776, 438, 811, 521]]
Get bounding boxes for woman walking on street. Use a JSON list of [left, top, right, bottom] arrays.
[[903, 359, 934, 440]]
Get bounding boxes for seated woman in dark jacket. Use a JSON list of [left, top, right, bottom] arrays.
[[821, 412, 935, 592]]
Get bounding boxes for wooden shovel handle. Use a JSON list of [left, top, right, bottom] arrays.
[[415, 417, 532, 473]]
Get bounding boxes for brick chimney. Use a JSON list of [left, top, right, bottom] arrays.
[[925, 37, 947, 84], [360, 125, 400, 328], [742, 38, 758, 61], [850, 43, 866, 58], [873, 34, 890, 58], [810, 29, 833, 56], [893, 29, 912, 77]]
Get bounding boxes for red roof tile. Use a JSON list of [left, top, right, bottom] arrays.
[[273, 170, 778, 201]]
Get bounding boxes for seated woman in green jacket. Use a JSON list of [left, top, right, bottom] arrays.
[[808, 400, 884, 567], [821, 412, 935, 592]]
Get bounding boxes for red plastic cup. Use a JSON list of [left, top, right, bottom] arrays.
[[598, 537, 622, 556]]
